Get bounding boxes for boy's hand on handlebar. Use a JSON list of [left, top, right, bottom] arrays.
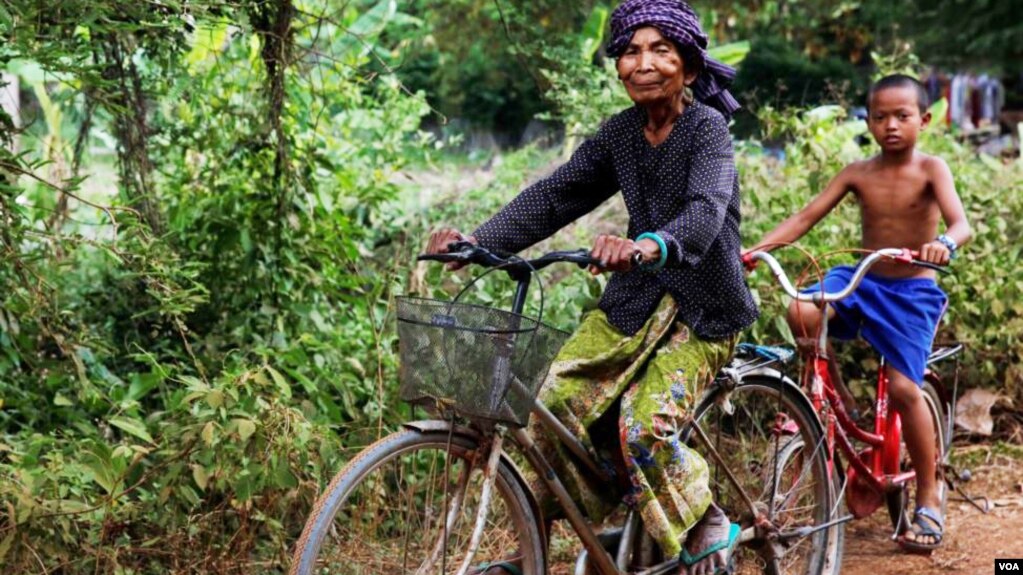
[[917, 240, 952, 266], [740, 249, 758, 272], [425, 228, 478, 270]]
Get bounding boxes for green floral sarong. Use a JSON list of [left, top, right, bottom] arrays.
[[527, 295, 736, 558]]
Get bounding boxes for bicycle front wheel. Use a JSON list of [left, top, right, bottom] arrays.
[[693, 375, 841, 575], [290, 428, 545, 575]]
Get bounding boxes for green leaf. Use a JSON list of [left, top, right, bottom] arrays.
[[201, 421, 216, 446], [109, 416, 154, 444], [708, 41, 751, 67], [192, 464, 209, 491], [235, 418, 256, 442], [927, 96, 948, 124], [579, 5, 609, 62], [0, 530, 15, 563], [53, 393, 72, 407], [206, 389, 225, 409], [338, 0, 397, 58], [265, 366, 292, 399], [128, 372, 163, 401], [774, 313, 795, 346], [82, 452, 116, 494]]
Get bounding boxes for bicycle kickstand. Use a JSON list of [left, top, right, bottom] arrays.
[[942, 463, 991, 514]]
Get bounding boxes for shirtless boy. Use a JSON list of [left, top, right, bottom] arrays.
[[745, 74, 972, 552]]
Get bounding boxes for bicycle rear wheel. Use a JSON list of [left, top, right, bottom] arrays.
[[290, 428, 545, 575], [692, 375, 841, 575], [886, 379, 948, 535]]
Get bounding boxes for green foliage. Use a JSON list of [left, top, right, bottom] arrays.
[[1, 365, 339, 572], [900, 0, 1023, 71], [730, 36, 864, 137], [388, 0, 601, 135], [1, 0, 430, 571]]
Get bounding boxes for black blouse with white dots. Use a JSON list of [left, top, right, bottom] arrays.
[[472, 101, 759, 340]]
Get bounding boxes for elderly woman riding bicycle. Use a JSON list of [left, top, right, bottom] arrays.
[[426, 1, 757, 574]]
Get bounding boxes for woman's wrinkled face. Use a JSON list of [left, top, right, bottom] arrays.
[[616, 26, 695, 107]]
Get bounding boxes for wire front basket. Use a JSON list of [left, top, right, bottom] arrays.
[[396, 296, 568, 427]]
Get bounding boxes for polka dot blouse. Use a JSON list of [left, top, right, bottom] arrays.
[[472, 101, 759, 339]]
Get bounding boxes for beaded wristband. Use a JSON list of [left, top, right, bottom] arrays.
[[936, 234, 957, 259], [635, 232, 668, 271]]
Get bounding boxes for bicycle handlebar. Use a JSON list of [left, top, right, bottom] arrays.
[[418, 241, 603, 274], [746, 248, 948, 304]]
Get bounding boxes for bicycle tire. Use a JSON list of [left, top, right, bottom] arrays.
[[290, 428, 546, 575], [693, 374, 843, 575], [885, 379, 948, 535]]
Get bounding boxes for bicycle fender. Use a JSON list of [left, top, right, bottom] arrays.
[[733, 367, 827, 435], [402, 420, 549, 554], [923, 370, 951, 408], [403, 419, 483, 440], [725, 367, 847, 493]]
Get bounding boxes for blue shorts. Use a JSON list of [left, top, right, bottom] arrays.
[[801, 266, 947, 385]]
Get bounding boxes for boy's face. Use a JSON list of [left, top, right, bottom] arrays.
[[867, 86, 931, 153]]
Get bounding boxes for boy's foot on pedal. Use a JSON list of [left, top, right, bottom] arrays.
[[679, 504, 740, 575], [899, 506, 944, 553]]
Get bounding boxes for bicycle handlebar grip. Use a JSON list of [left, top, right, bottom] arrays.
[[417, 245, 477, 264], [740, 252, 757, 272]]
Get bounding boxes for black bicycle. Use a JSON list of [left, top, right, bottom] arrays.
[[290, 242, 842, 575]]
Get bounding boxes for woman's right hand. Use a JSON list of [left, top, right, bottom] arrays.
[[425, 228, 477, 270]]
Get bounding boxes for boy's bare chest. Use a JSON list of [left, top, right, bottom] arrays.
[[851, 171, 934, 215]]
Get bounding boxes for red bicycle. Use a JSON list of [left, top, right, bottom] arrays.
[[730, 248, 966, 560]]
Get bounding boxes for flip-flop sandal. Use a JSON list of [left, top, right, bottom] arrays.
[[898, 506, 944, 553], [679, 522, 741, 575], [470, 561, 523, 575]]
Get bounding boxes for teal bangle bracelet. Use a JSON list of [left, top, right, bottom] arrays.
[[635, 232, 668, 271]]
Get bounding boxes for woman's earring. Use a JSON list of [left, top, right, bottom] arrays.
[[682, 85, 694, 105]]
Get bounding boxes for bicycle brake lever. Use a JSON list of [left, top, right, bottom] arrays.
[[890, 249, 950, 274]]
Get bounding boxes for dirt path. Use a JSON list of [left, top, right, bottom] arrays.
[[841, 449, 1023, 575], [549, 447, 1022, 575]]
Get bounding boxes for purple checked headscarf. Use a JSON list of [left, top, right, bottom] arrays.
[[607, 0, 741, 120]]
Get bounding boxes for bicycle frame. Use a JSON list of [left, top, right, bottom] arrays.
[[748, 247, 949, 504], [456, 288, 760, 575], [802, 309, 913, 498]]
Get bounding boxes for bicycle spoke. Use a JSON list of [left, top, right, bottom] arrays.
[[305, 438, 532, 575]]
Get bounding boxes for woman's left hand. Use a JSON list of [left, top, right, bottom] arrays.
[[589, 234, 661, 274]]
